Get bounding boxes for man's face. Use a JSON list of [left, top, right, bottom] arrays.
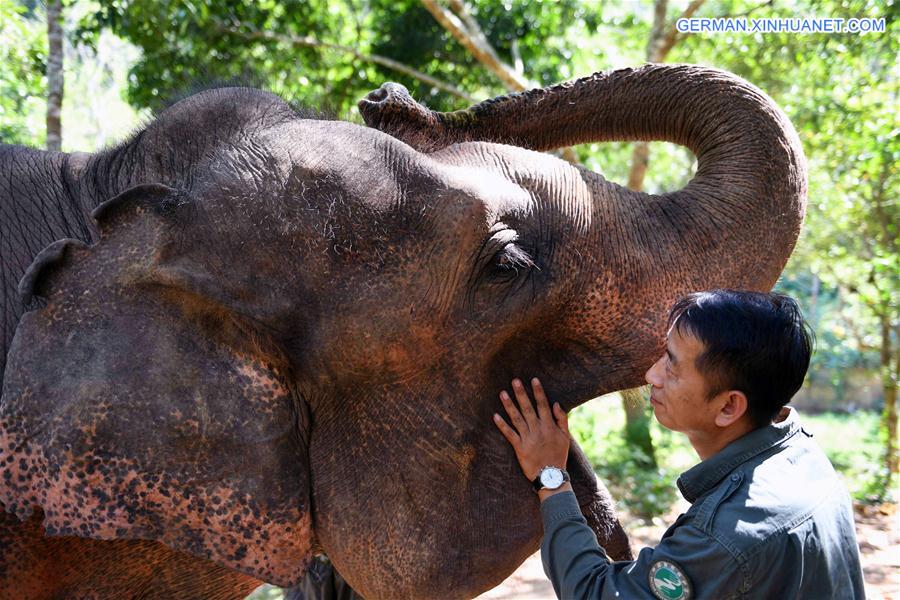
[[645, 325, 721, 434]]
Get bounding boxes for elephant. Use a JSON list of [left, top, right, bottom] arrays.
[[0, 63, 806, 599]]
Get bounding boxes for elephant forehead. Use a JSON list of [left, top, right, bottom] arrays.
[[431, 141, 595, 232], [439, 162, 533, 216], [262, 120, 422, 209], [263, 120, 537, 221]]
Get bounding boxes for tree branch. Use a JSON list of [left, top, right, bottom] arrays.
[[727, 0, 774, 20], [215, 22, 477, 103], [420, 0, 531, 91], [652, 0, 706, 62], [420, 0, 579, 162], [629, 0, 707, 191]]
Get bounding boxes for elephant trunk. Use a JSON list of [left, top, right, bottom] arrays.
[[361, 63, 807, 292], [361, 64, 808, 400]]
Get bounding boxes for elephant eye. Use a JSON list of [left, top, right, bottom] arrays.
[[479, 225, 537, 285], [490, 243, 535, 279]]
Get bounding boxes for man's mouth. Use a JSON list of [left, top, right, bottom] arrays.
[[649, 395, 662, 406]]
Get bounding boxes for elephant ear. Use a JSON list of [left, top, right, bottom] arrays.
[[0, 184, 313, 586]]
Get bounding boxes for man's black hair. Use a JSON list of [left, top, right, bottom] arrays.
[[667, 289, 813, 428]]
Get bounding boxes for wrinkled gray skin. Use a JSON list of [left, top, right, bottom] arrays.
[[0, 64, 805, 599]]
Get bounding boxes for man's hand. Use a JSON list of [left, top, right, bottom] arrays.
[[493, 378, 571, 492]]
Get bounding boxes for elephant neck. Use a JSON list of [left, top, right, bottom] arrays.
[[80, 136, 156, 207], [0, 145, 95, 246], [0, 145, 96, 383]]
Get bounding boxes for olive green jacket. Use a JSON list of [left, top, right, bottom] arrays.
[[540, 408, 865, 600]]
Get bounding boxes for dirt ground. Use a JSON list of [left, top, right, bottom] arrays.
[[477, 501, 899, 599]]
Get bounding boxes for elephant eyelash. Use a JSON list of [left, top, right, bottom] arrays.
[[486, 244, 538, 287], [495, 244, 535, 271], [474, 227, 538, 287]]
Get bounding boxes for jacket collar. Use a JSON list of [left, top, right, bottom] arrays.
[[677, 406, 802, 503]]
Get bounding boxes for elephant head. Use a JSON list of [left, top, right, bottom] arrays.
[[0, 64, 805, 598]]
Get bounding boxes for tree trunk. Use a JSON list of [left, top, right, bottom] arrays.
[[880, 314, 898, 486], [419, 0, 529, 91], [46, 0, 64, 152], [621, 388, 657, 467], [625, 0, 705, 193]]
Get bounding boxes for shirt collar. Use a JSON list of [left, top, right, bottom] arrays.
[[677, 406, 802, 503]]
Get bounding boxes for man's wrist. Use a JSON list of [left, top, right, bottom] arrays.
[[538, 481, 573, 503], [530, 465, 570, 493]]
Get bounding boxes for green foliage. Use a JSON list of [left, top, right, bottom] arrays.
[[573, 398, 895, 519], [73, 0, 584, 115], [0, 0, 47, 146], [803, 411, 895, 503], [0, 0, 143, 151], [777, 272, 880, 389], [570, 396, 685, 520], [623, 403, 658, 468], [669, 0, 899, 411], [75, 0, 356, 111]]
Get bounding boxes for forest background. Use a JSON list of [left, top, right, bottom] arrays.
[[0, 0, 897, 595]]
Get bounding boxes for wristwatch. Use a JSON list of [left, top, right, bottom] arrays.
[[531, 466, 570, 492]]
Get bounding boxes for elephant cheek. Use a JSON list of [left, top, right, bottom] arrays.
[[308, 423, 542, 599]]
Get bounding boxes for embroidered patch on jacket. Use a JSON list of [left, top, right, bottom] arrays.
[[649, 560, 692, 600]]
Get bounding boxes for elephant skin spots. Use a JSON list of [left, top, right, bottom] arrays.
[[0, 420, 312, 587], [1, 246, 315, 591], [450, 442, 477, 472], [0, 506, 261, 599], [235, 359, 291, 413]]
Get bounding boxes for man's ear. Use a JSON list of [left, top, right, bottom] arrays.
[[1, 183, 314, 586], [714, 390, 749, 428]]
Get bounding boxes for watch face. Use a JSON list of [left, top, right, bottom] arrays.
[[540, 467, 564, 489]]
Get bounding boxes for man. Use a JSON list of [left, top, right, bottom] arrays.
[[493, 290, 865, 600]]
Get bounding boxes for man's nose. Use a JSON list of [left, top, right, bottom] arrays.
[[645, 357, 664, 387]]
